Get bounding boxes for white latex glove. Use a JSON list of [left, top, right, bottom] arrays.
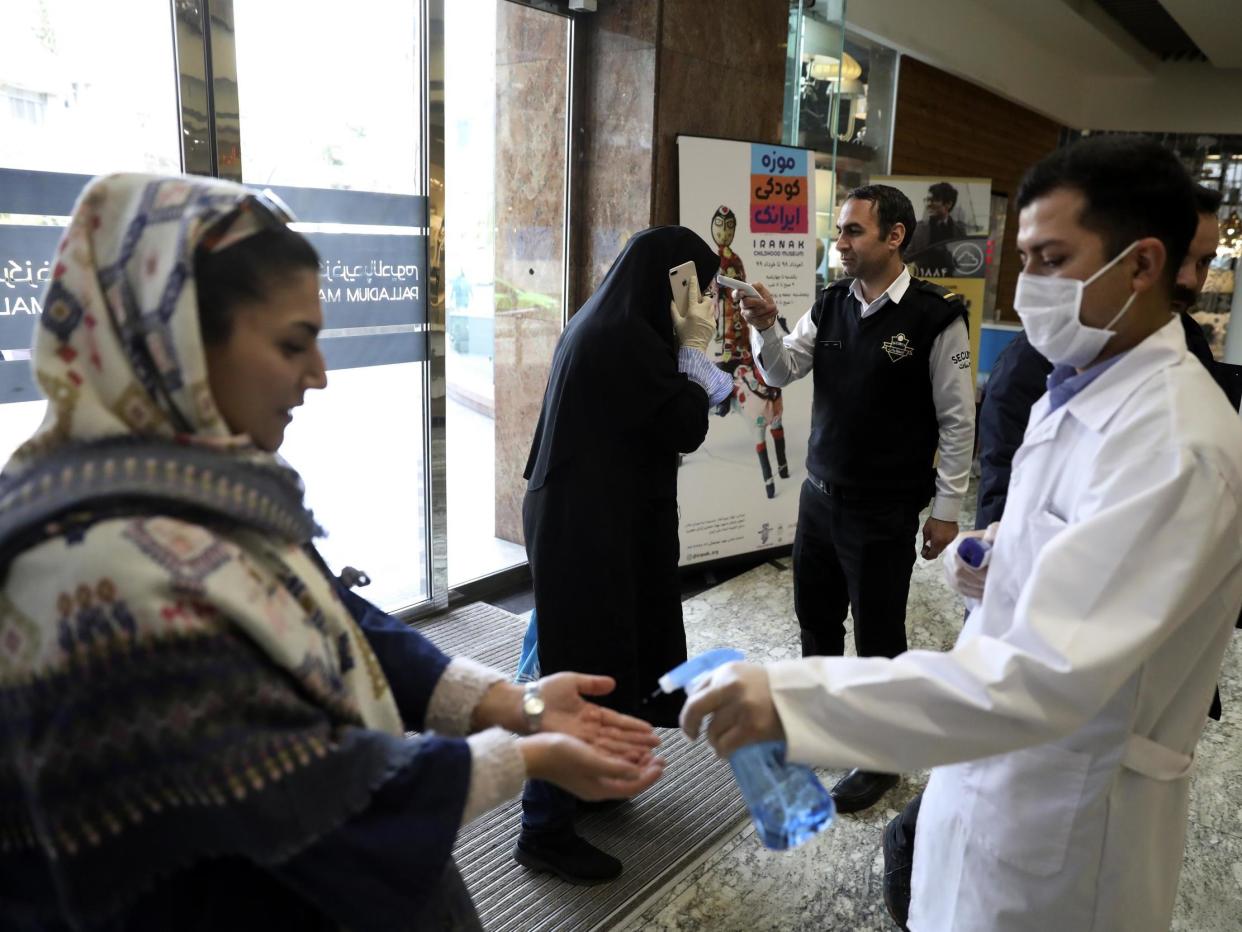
[[670, 291, 716, 353], [941, 521, 999, 601]]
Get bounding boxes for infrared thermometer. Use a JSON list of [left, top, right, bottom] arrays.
[[716, 274, 761, 300]]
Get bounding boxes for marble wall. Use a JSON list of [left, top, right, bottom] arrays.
[[493, 2, 571, 544], [651, 0, 790, 227], [569, 0, 661, 311]]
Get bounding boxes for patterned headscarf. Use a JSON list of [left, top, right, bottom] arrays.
[[0, 174, 405, 925]]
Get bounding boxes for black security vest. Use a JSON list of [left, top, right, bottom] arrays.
[[806, 276, 967, 499]]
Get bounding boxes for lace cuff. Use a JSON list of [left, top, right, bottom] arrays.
[[425, 657, 506, 735], [678, 346, 734, 405], [462, 727, 527, 823]]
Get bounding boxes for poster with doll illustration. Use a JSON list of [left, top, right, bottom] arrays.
[[676, 134, 818, 565]]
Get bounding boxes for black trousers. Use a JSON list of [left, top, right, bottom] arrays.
[[792, 477, 924, 659]]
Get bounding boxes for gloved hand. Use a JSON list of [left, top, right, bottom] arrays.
[[942, 521, 999, 601], [671, 290, 716, 353]]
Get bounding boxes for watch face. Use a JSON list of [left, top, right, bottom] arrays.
[[525, 696, 546, 716]]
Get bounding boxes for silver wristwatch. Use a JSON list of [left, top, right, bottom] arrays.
[[522, 682, 545, 733]]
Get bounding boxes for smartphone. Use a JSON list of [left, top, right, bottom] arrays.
[[716, 273, 761, 300], [669, 260, 697, 315]]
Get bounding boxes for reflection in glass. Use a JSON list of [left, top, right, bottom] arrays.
[[235, 0, 430, 611], [0, 0, 181, 470], [0, 0, 180, 176], [787, 6, 899, 286], [444, 0, 569, 585]]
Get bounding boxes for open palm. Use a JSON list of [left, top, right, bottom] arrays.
[[539, 673, 661, 763]]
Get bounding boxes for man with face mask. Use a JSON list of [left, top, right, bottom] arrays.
[[734, 184, 975, 815], [878, 179, 1231, 930], [679, 136, 1242, 931], [977, 184, 1221, 542]]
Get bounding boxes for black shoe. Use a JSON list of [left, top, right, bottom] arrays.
[[765, 480, 776, 499], [513, 830, 622, 885], [829, 769, 899, 814], [778, 465, 790, 479], [882, 814, 913, 930]]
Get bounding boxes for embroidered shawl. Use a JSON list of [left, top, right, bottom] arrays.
[[0, 173, 406, 925]]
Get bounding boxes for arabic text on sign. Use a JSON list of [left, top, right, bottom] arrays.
[[751, 176, 802, 203]]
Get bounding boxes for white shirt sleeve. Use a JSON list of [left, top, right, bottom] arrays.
[[927, 317, 975, 522], [749, 306, 818, 386], [462, 727, 527, 823], [767, 448, 1241, 773]]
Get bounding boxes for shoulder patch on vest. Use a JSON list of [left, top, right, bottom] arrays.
[[910, 278, 964, 303]]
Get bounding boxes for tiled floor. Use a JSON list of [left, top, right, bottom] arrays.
[[610, 500, 1242, 931]]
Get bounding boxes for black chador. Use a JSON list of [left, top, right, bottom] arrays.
[[523, 226, 717, 726]]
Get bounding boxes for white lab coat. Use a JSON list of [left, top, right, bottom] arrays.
[[768, 318, 1242, 930]]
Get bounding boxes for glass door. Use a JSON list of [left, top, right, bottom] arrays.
[[231, 0, 436, 613], [443, 0, 572, 586]]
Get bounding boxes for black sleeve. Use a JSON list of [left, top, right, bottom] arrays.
[[975, 335, 1053, 529], [639, 379, 710, 454]]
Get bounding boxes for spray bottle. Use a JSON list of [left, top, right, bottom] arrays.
[[659, 648, 835, 850]]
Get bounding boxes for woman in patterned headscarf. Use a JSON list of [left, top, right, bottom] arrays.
[[0, 173, 662, 931]]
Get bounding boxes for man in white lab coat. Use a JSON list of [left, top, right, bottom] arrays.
[[681, 135, 1242, 930]]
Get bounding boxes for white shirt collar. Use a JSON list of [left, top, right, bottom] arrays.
[[849, 267, 911, 318]]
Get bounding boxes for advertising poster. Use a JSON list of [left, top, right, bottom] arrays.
[[871, 175, 993, 379], [676, 135, 818, 565]]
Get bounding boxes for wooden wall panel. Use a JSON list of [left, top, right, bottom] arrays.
[[892, 56, 1066, 322]]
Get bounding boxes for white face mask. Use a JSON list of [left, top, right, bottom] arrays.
[[1014, 241, 1139, 368]]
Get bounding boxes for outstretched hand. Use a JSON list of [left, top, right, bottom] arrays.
[[539, 672, 661, 763], [520, 732, 665, 801]]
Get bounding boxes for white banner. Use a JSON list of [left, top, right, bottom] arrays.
[[676, 135, 819, 565]]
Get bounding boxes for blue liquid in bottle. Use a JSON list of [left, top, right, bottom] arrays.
[[659, 650, 835, 850]]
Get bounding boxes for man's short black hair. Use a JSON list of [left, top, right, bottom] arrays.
[[1194, 183, 1223, 216], [928, 181, 959, 208], [1016, 135, 1197, 286], [845, 184, 917, 253]]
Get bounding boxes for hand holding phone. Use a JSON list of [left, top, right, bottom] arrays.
[[669, 261, 697, 316], [669, 260, 714, 352]]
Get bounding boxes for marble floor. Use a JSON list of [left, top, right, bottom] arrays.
[[613, 503, 1242, 931]]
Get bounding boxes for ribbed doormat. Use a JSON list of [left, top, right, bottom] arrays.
[[415, 602, 748, 931]]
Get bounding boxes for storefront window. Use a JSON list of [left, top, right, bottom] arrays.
[[0, 0, 181, 468]]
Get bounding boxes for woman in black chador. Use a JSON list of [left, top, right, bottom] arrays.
[[515, 226, 733, 884]]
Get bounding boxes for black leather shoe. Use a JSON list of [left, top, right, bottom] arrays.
[[513, 830, 622, 885], [882, 813, 913, 930], [829, 769, 899, 814]]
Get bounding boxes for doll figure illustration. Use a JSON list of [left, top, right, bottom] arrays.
[[708, 205, 789, 499], [729, 361, 788, 499]]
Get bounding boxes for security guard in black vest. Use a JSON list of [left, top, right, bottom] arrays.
[[730, 184, 975, 814]]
